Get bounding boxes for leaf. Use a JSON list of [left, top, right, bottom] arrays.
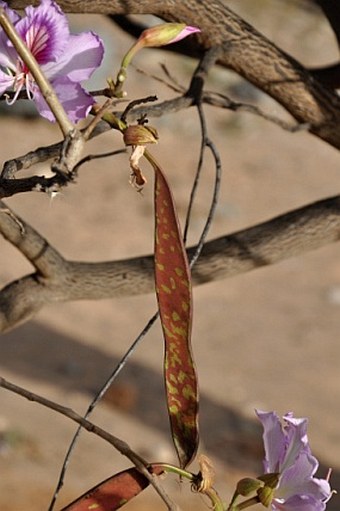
[[147, 150, 199, 468], [61, 465, 163, 511]]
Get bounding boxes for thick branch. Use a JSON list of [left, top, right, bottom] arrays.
[[7, 0, 340, 149], [1, 196, 340, 333]]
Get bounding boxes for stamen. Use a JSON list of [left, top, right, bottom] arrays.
[[25, 73, 33, 100], [6, 80, 23, 105]]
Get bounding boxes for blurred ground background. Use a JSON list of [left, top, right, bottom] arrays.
[[1, 1, 340, 509]]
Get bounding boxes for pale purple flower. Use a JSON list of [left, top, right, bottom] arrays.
[[0, 0, 104, 122], [256, 410, 331, 511]]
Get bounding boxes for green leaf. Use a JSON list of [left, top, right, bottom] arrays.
[[60, 465, 163, 511], [147, 150, 199, 468]]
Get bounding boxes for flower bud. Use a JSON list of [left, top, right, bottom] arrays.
[[116, 22, 200, 94], [257, 485, 275, 508], [236, 477, 264, 496], [138, 23, 201, 48], [256, 473, 280, 508]]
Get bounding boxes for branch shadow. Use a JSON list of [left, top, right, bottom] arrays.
[[0, 321, 338, 509]]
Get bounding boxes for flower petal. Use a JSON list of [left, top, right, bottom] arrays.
[[0, 1, 21, 70], [16, 0, 69, 64], [170, 25, 201, 44], [0, 69, 15, 95], [0, 1, 20, 25], [41, 32, 104, 82], [256, 410, 286, 473], [280, 413, 308, 472], [33, 77, 94, 122], [273, 493, 327, 511], [278, 451, 330, 501]]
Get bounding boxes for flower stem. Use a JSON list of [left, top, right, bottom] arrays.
[[0, 8, 74, 136], [156, 463, 195, 480]]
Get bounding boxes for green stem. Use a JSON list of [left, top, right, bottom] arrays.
[[0, 8, 74, 136], [112, 40, 143, 96], [156, 463, 195, 480], [232, 496, 261, 511], [100, 110, 127, 132], [204, 487, 226, 511]]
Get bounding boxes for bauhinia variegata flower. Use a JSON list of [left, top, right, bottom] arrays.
[[0, 0, 104, 122], [256, 410, 332, 511]]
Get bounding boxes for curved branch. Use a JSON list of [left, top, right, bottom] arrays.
[[7, 0, 340, 150], [1, 195, 340, 333]]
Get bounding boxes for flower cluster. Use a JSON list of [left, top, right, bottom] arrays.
[[0, 0, 104, 122]]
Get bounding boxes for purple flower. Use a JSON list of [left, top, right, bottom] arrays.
[[0, 0, 104, 122], [256, 410, 331, 511]]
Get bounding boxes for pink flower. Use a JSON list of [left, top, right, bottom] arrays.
[[0, 0, 104, 122], [256, 410, 331, 511]]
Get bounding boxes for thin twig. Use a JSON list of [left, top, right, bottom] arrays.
[[121, 95, 158, 124], [0, 88, 304, 191], [188, 105, 222, 269], [134, 65, 184, 93], [82, 99, 114, 141], [47, 311, 160, 510], [72, 149, 127, 174], [183, 47, 221, 242], [0, 376, 179, 511]]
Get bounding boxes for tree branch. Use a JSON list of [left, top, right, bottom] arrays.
[[7, 0, 340, 150], [1, 195, 340, 333]]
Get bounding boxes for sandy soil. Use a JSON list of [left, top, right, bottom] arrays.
[[1, 3, 340, 510]]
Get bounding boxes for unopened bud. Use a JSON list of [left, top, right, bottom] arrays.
[[257, 485, 274, 508], [116, 22, 200, 92], [138, 23, 201, 48], [256, 473, 279, 508], [236, 477, 264, 496]]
